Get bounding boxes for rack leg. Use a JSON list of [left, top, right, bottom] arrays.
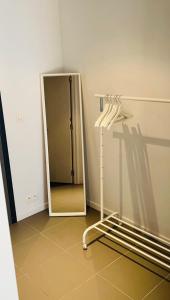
[[82, 228, 92, 250], [82, 220, 102, 250], [82, 212, 118, 250], [100, 127, 104, 221]]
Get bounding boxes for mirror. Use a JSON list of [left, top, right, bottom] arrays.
[[41, 73, 86, 216]]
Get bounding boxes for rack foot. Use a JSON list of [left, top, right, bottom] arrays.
[[82, 212, 119, 251], [83, 244, 87, 250]]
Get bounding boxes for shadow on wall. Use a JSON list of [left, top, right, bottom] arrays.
[[113, 123, 170, 236]]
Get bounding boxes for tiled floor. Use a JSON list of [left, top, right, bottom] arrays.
[[10, 208, 170, 300]]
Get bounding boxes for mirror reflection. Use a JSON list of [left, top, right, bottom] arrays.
[[43, 74, 86, 215]]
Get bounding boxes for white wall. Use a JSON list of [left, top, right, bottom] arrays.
[[59, 0, 170, 240], [0, 0, 63, 220], [0, 163, 19, 299]]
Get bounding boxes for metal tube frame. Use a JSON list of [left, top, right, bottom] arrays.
[[82, 95, 170, 271]]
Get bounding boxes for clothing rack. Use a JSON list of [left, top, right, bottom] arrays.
[[82, 94, 170, 270]]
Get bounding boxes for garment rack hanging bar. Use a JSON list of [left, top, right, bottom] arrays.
[[95, 94, 170, 103]]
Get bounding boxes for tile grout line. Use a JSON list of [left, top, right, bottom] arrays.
[[59, 250, 130, 300], [25, 216, 131, 285], [39, 227, 98, 258], [22, 220, 42, 232], [97, 273, 134, 300], [57, 242, 129, 299], [14, 212, 128, 299], [23, 219, 126, 260], [18, 214, 169, 300], [15, 268, 27, 280], [22, 219, 70, 253], [16, 274, 27, 281], [23, 214, 99, 234], [23, 218, 69, 233], [58, 255, 133, 300], [40, 231, 69, 253], [59, 274, 97, 300], [40, 227, 102, 254], [12, 233, 38, 247], [14, 211, 110, 248], [11, 220, 40, 247], [63, 235, 130, 274], [142, 272, 170, 300], [14, 218, 109, 286], [62, 231, 103, 252], [95, 250, 169, 300], [13, 214, 168, 300], [17, 272, 51, 298], [23, 218, 100, 252], [96, 249, 130, 274]]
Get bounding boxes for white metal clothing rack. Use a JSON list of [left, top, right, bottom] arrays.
[[82, 94, 170, 270]]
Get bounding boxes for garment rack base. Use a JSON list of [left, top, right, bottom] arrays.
[[82, 212, 170, 270]]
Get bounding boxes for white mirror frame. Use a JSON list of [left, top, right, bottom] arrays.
[[41, 73, 86, 216]]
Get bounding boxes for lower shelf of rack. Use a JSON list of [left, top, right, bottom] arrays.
[[82, 212, 170, 270]]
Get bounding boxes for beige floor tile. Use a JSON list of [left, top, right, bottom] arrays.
[[55, 206, 100, 227], [43, 218, 95, 249], [67, 236, 127, 274], [99, 253, 163, 299], [144, 276, 170, 300], [61, 275, 131, 300], [17, 275, 50, 300], [24, 207, 99, 232], [12, 208, 169, 300], [24, 209, 67, 232], [125, 251, 169, 278], [98, 236, 129, 255], [73, 206, 100, 226], [27, 252, 93, 299], [13, 234, 64, 273], [10, 221, 38, 245], [14, 265, 25, 279]]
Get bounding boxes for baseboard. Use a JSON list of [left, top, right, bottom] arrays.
[[17, 202, 48, 221], [88, 200, 169, 243], [87, 200, 113, 216]]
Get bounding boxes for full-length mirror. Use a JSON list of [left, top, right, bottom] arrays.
[[41, 73, 86, 216]]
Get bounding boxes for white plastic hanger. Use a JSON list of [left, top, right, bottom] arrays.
[[100, 95, 115, 127], [101, 95, 119, 128], [107, 95, 121, 129], [95, 94, 132, 129], [103, 95, 121, 128], [95, 95, 111, 127]]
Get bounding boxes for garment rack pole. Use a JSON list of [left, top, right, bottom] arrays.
[[100, 98, 104, 220], [82, 94, 170, 271]]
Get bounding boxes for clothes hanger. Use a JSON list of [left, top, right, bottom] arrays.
[[95, 94, 132, 129], [95, 95, 111, 127], [102, 95, 120, 128], [100, 95, 115, 127], [115, 95, 133, 121], [101, 95, 119, 127], [107, 95, 133, 129], [107, 95, 121, 129]]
